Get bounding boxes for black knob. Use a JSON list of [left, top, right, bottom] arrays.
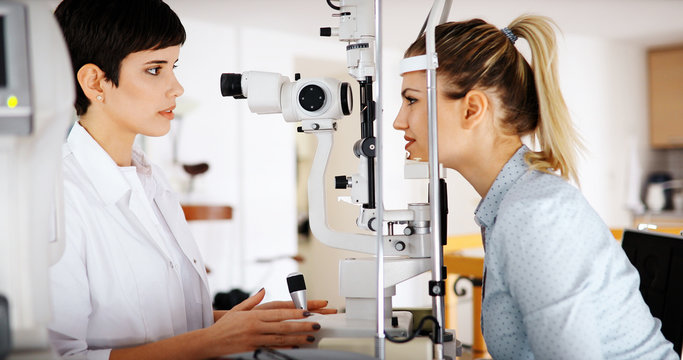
[[298, 84, 326, 112], [352, 138, 376, 158], [320, 27, 332, 37], [335, 175, 349, 189], [287, 273, 306, 292], [368, 218, 376, 231]]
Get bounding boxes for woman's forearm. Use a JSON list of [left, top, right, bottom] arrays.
[[109, 327, 216, 360]]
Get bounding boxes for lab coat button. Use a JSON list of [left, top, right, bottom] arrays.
[[193, 259, 197, 264]]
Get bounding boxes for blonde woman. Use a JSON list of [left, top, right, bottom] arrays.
[[394, 16, 677, 359]]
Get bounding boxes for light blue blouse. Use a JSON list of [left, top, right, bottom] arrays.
[[475, 145, 677, 360]]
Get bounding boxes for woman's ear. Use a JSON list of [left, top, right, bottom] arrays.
[[461, 90, 488, 130], [76, 64, 106, 103]]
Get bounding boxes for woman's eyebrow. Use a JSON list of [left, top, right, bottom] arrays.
[[144, 60, 169, 65], [401, 88, 420, 96]]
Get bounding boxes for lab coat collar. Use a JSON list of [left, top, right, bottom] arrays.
[[130, 144, 153, 177], [66, 122, 213, 327], [474, 144, 530, 230], [67, 122, 163, 205], [67, 121, 172, 260], [66, 122, 131, 205]]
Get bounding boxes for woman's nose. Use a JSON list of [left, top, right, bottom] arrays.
[[170, 75, 184, 98], [393, 107, 408, 130]]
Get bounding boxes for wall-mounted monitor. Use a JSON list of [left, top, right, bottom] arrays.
[[0, 3, 31, 135]]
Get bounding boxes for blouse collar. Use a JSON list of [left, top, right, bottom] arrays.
[[474, 144, 530, 230]]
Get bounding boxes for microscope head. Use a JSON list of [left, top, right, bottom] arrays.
[[220, 71, 352, 123]]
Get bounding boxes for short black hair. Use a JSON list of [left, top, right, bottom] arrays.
[[54, 0, 186, 115]]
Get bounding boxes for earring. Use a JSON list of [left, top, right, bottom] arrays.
[[96, 95, 103, 101]]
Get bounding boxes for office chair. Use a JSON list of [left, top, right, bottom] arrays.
[[621, 229, 683, 355]]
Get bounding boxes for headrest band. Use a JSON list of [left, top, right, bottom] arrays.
[[399, 54, 438, 75]]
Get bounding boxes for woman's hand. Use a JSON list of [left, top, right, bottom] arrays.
[[255, 299, 338, 315], [202, 289, 321, 356], [212, 298, 337, 322]]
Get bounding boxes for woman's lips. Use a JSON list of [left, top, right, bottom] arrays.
[[159, 106, 175, 120], [404, 136, 415, 151]]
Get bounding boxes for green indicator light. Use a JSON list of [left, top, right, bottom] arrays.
[[7, 95, 18, 109]]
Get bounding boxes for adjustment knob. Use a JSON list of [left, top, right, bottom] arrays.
[[299, 84, 325, 112], [404, 227, 414, 236], [368, 218, 376, 232], [394, 241, 406, 251], [335, 175, 350, 189], [287, 272, 307, 310]]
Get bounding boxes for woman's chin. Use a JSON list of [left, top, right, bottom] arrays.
[[143, 123, 172, 137]]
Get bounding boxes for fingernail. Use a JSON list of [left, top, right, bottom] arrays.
[[303, 311, 312, 317], [306, 335, 315, 342], [312, 323, 321, 330], [258, 287, 264, 293]]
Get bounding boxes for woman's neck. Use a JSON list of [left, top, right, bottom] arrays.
[[78, 114, 136, 167], [459, 137, 522, 198]]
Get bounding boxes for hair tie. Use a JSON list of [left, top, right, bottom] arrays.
[[502, 27, 517, 44]]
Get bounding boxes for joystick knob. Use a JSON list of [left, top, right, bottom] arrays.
[[286, 272, 308, 310]]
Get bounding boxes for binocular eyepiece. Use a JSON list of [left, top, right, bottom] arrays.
[[220, 73, 245, 99]]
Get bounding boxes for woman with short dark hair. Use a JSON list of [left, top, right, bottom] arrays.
[[49, 1, 331, 358]]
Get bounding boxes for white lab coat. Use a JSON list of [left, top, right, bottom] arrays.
[[48, 123, 214, 360]]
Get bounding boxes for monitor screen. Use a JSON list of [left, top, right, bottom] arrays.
[[0, 5, 31, 135], [0, 16, 6, 88]]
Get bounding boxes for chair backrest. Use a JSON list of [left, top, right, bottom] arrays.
[[622, 229, 683, 355]]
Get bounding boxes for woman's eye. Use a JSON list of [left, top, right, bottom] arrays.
[[405, 96, 417, 105], [146, 67, 160, 75]]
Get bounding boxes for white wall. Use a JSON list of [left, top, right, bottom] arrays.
[[560, 35, 649, 226]]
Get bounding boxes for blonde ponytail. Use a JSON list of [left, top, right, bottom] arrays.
[[509, 15, 583, 184]]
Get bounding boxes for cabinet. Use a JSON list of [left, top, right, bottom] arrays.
[[649, 46, 683, 148]]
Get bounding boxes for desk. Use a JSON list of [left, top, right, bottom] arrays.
[[444, 234, 487, 358]]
